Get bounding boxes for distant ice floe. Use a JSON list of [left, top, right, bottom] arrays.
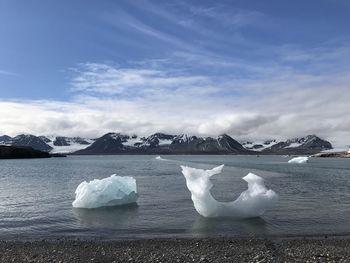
[[155, 156, 167, 161], [72, 175, 138, 209], [181, 165, 278, 218], [288, 156, 309, 164]]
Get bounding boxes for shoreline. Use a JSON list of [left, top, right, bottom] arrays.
[[313, 151, 350, 158], [1, 237, 350, 262]]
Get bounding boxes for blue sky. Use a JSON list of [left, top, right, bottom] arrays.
[[0, 0, 350, 146]]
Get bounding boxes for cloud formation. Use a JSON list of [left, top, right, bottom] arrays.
[[0, 69, 17, 76], [0, 1, 349, 148], [1, 52, 349, 148], [71, 63, 212, 96]]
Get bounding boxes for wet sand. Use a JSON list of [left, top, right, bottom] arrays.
[[1, 238, 350, 262]]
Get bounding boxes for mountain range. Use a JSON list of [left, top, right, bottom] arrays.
[[0, 133, 332, 155], [241, 135, 333, 155]]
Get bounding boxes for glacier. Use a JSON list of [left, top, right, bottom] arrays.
[[72, 175, 138, 209], [181, 165, 278, 218], [288, 156, 309, 164]]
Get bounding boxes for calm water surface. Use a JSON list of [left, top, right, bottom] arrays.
[[0, 155, 349, 239]]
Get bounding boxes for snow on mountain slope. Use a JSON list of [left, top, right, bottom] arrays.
[[11, 134, 53, 152], [242, 135, 332, 153], [122, 136, 143, 147], [241, 140, 279, 151], [0, 132, 334, 154], [42, 136, 94, 153], [285, 142, 302, 148], [132, 133, 175, 148], [0, 135, 12, 145]]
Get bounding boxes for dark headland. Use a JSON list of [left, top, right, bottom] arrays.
[[0, 145, 66, 159], [313, 151, 350, 158], [0, 145, 51, 159], [1, 238, 350, 262]]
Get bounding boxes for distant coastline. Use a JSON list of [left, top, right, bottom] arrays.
[[0, 145, 50, 159], [313, 151, 350, 158], [0, 145, 66, 159]]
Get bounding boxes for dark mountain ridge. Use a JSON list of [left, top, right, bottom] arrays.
[[261, 135, 332, 155], [11, 134, 53, 152], [0, 132, 333, 155]]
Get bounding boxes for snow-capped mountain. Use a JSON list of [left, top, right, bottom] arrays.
[[137, 133, 176, 148], [241, 135, 332, 154], [10, 134, 53, 152], [0, 133, 333, 155], [73, 132, 251, 155], [241, 139, 279, 151], [41, 136, 95, 153], [0, 135, 94, 153], [0, 135, 12, 145]]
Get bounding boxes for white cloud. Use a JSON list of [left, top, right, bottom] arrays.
[[185, 4, 268, 29], [0, 69, 17, 76], [1, 85, 348, 148], [1, 42, 350, 148], [71, 62, 215, 96]]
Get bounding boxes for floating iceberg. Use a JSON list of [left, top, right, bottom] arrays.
[[288, 156, 309, 164], [181, 165, 278, 218], [72, 175, 138, 209], [155, 156, 171, 161]]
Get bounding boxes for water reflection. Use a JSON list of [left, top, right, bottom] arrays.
[[73, 204, 139, 228], [191, 216, 268, 238]]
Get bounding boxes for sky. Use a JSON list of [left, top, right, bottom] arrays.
[[0, 0, 349, 147]]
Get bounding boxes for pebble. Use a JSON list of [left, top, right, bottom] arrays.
[[0, 238, 349, 262]]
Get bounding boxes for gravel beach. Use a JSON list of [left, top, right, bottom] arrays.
[[1, 238, 350, 263]]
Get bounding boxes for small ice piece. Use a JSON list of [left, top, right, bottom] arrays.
[[155, 156, 166, 161], [72, 175, 138, 209], [181, 165, 278, 218], [288, 156, 309, 164]]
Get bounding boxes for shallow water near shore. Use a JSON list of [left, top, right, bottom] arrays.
[[0, 155, 349, 240]]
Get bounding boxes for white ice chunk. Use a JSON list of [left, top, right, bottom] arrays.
[[288, 156, 309, 164], [72, 175, 138, 209], [155, 155, 167, 161], [181, 165, 278, 218]]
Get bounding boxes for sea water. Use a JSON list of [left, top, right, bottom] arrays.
[[0, 155, 349, 239]]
